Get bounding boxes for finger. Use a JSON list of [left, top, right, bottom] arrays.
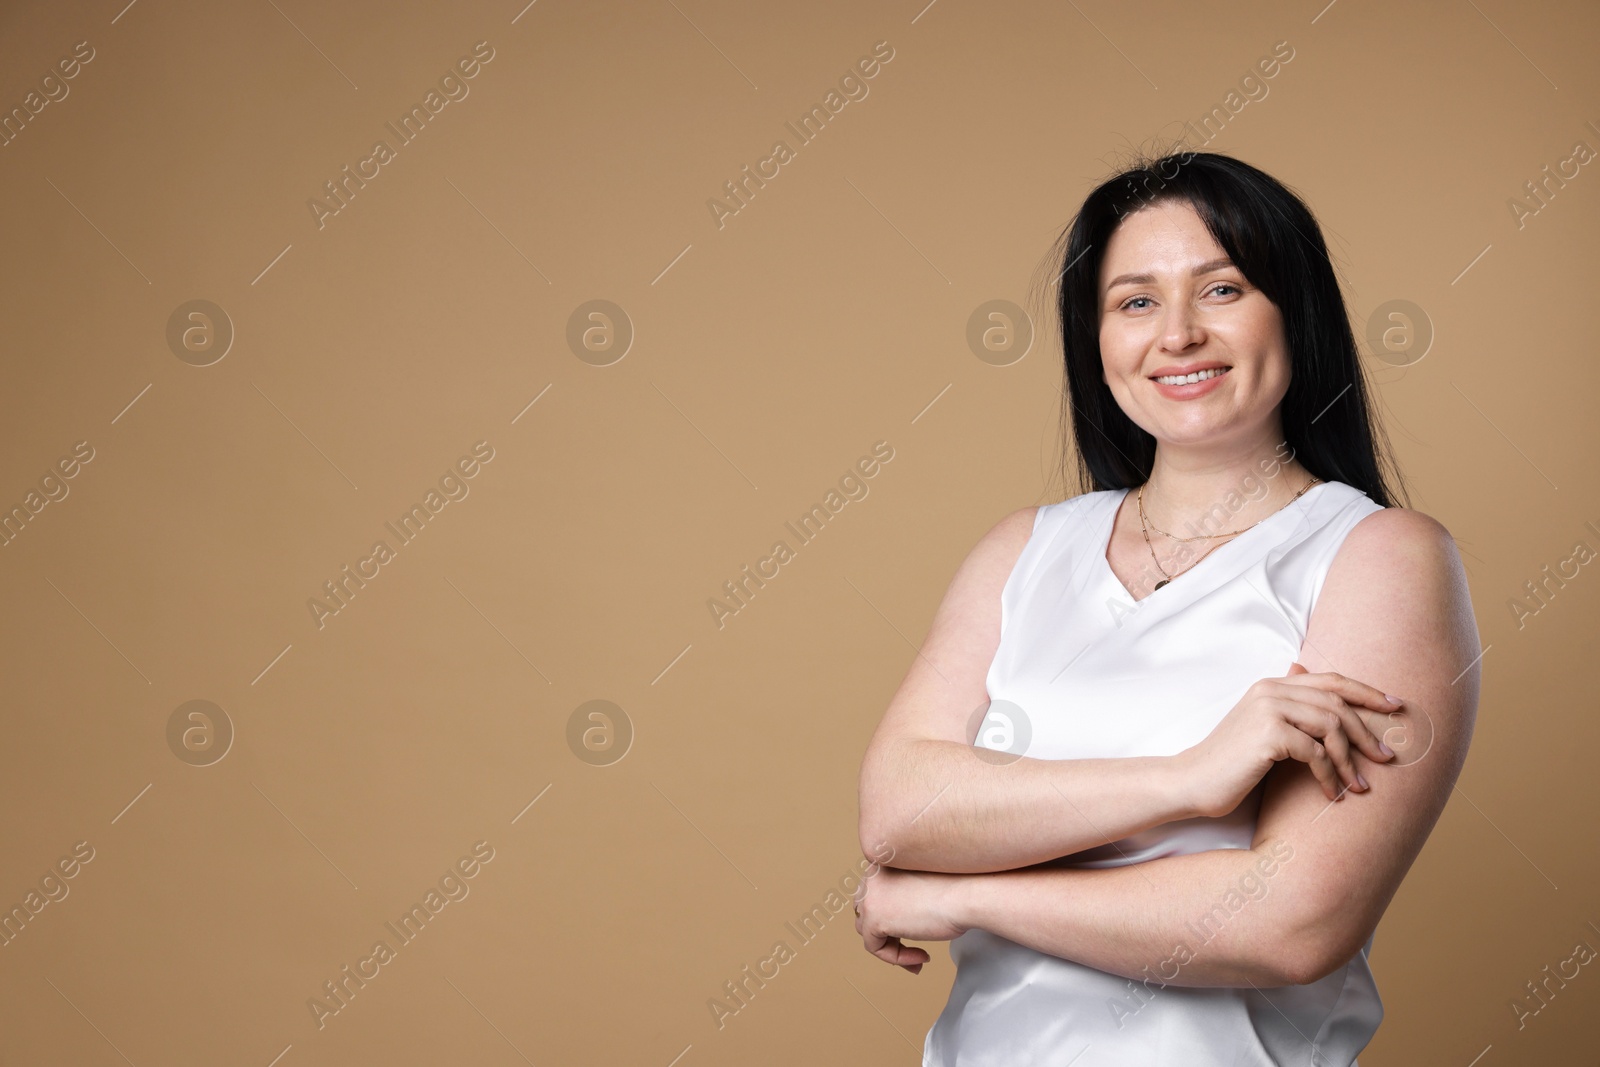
[[1283, 728, 1342, 800], [1299, 688, 1392, 767], [1286, 670, 1401, 715], [864, 930, 892, 963], [1330, 675, 1406, 716], [1285, 661, 1309, 676], [870, 935, 929, 971], [1320, 714, 1366, 792], [1306, 737, 1344, 800], [1289, 700, 1366, 793], [889, 940, 930, 968], [883, 937, 930, 970], [1335, 701, 1395, 764]]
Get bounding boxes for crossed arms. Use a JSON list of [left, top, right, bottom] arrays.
[[855, 504, 1480, 986]]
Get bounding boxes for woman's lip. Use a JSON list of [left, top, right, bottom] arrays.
[[1147, 363, 1231, 381], [1151, 366, 1230, 399]]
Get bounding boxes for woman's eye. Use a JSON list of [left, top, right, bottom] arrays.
[[1118, 283, 1240, 311]]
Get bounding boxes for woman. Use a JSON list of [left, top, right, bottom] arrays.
[[853, 150, 1480, 1065]]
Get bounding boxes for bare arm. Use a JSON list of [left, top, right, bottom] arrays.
[[860, 742, 1198, 874], [857, 505, 1204, 874], [936, 509, 1480, 984], [856, 503, 1384, 875]]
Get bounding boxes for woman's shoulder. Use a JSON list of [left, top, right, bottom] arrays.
[[1324, 494, 1463, 598], [1332, 484, 1454, 549], [987, 489, 1118, 536], [1032, 488, 1123, 524], [1311, 481, 1449, 543], [970, 491, 1116, 575]]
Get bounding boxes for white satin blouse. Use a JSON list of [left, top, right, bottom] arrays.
[[923, 480, 1387, 1066]]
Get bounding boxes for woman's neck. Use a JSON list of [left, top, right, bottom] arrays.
[[1138, 442, 1316, 539]]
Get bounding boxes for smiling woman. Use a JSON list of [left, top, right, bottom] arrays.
[[854, 150, 1480, 1066]]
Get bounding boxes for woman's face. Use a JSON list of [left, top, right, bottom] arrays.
[[1097, 199, 1291, 453]]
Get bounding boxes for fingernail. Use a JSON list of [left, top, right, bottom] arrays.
[[1357, 774, 1369, 790], [1386, 694, 1404, 705], [1378, 741, 1395, 758]]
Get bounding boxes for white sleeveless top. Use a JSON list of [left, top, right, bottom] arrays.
[[923, 479, 1387, 1067]]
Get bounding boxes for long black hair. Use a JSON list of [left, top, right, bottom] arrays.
[[1034, 147, 1408, 508]]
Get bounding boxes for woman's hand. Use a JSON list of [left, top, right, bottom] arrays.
[[1178, 662, 1400, 817], [853, 867, 968, 973]]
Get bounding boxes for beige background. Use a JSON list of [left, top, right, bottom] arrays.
[[1, 0, 1596, 1062]]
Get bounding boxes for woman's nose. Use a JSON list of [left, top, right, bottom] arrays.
[[1161, 304, 1204, 350]]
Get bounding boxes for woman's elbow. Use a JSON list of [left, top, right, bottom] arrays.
[[1271, 929, 1369, 987], [856, 751, 911, 854], [856, 800, 915, 863], [856, 812, 891, 860], [1272, 950, 1329, 988]]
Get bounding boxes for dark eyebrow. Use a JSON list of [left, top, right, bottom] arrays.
[[1103, 257, 1237, 292]]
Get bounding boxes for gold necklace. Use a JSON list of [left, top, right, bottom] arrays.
[[1137, 474, 1320, 590]]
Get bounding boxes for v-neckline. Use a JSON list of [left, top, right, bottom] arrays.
[[1097, 481, 1332, 604]]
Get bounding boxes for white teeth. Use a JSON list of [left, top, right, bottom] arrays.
[[1154, 367, 1227, 386]]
